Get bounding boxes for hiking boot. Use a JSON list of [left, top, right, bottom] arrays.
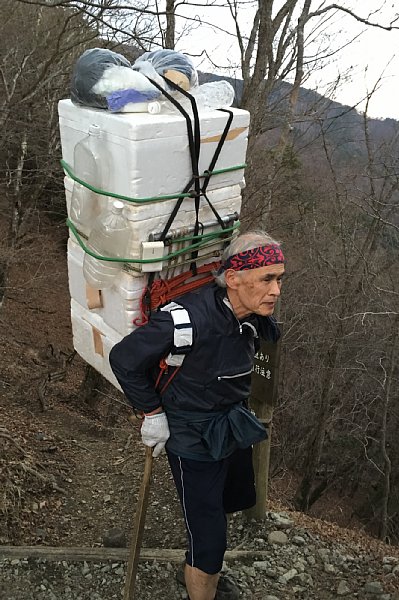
[[176, 562, 240, 600]]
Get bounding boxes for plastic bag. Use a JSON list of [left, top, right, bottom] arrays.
[[71, 48, 132, 109], [71, 48, 161, 110], [147, 80, 236, 115], [92, 66, 161, 111], [132, 49, 198, 92], [71, 48, 199, 112]]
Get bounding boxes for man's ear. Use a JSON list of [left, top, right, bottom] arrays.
[[225, 269, 239, 289]]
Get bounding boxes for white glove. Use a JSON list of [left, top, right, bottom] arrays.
[[141, 412, 170, 458]]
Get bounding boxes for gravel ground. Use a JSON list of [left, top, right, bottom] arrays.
[[2, 512, 399, 600]]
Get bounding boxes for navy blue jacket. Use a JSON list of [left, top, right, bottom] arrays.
[[109, 283, 280, 459]]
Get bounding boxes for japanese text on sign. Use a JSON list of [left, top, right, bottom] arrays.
[[254, 352, 270, 362], [252, 364, 271, 379], [253, 351, 272, 379]]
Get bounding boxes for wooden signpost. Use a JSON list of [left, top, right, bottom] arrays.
[[245, 332, 282, 520]]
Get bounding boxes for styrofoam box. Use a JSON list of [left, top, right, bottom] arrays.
[[65, 174, 243, 272], [58, 99, 249, 200], [71, 299, 122, 389], [68, 238, 145, 335], [123, 184, 243, 258], [68, 232, 228, 335]]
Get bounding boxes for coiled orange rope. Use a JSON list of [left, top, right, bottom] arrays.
[[133, 261, 220, 326]]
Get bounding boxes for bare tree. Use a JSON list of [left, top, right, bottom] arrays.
[[0, 1, 99, 307], [254, 86, 399, 537]]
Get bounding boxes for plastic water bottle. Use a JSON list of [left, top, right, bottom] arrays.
[[69, 125, 108, 228], [83, 200, 131, 289], [148, 80, 236, 115]]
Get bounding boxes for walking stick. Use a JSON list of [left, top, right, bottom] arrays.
[[123, 445, 154, 600]]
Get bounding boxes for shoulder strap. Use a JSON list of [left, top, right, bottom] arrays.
[[160, 301, 193, 366]]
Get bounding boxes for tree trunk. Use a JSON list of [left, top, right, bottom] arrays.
[[164, 0, 176, 49], [79, 365, 105, 411], [0, 129, 28, 310], [379, 319, 398, 541], [294, 341, 339, 511]]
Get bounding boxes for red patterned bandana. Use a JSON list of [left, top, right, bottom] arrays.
[[223, 244, 285, 272]]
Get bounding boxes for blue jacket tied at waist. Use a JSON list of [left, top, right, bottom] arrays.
[[202, 404, 267, 460]]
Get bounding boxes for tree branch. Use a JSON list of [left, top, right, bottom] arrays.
[[308, 4, 399, 31]]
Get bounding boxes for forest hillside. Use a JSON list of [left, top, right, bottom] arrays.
[[0, 3, 398, 598]]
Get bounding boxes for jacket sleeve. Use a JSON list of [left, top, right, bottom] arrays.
[[109, 311, 175, 413], [256, 315, 281, 343]]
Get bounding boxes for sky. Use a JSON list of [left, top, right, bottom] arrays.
[[176, 1, 399, 121]]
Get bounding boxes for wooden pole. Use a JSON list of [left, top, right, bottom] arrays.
[[245, 332, 282, 520], [123, 446, 153, 600], [0, 546, 282, 562]]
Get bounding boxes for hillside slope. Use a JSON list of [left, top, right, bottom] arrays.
[[1, 213, 399, 599]]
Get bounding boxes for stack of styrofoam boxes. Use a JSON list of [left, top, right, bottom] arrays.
[[58, 99, 250, 387]]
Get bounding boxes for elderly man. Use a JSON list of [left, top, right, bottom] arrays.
[[109, 230, 284, 600]]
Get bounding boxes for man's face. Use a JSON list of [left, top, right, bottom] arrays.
[[226, 263, 285, 318]]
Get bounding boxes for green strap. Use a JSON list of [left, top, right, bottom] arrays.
[[67, 218, 240, 263], [61, 159, 246, 204]]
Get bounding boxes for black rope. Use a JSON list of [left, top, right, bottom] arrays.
[[160, 78, 202, 274], [144, 79, 199, 197], [159, 176, 195, 241], [145, 77, 201, 253], [138, 77, 201, 309], [201, 192, 227, 230], [199, 109, 235, 231], [142, 79, 236, 280], [202, 109, 234, 194], [160, 78, 201, 179]]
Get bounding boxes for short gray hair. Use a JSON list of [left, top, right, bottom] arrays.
[[214, 230, 281, 288]]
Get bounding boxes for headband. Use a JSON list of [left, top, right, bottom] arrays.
[[221, 244, 285, 272]]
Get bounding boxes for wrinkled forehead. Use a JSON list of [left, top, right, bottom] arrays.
[[241, 263, 285, 280]]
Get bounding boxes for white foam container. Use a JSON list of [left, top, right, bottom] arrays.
[[123, 184, 242, 259], [58, 99, 249, 199], [68, 234, 229, 336], [65, 174, 242, 273], [62, 98, 250, 378], [70, 299, 122, 389], [68, 238, 145, 335]]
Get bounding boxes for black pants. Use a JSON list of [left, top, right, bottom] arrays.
[[167, 447, 256, 574]]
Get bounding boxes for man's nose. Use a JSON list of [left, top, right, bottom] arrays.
[[270, 280, 281, 296]]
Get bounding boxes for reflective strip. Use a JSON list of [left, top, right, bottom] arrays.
[[161, 301, 182, 312], [178, 456, 195, 566], [160, 302, 193, 367], [241, 321, 258, 337], [217, 369, 253, 380], [165, 353, 185, 367]]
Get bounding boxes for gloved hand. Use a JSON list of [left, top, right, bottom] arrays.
[[141, 412, 170, 458]]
